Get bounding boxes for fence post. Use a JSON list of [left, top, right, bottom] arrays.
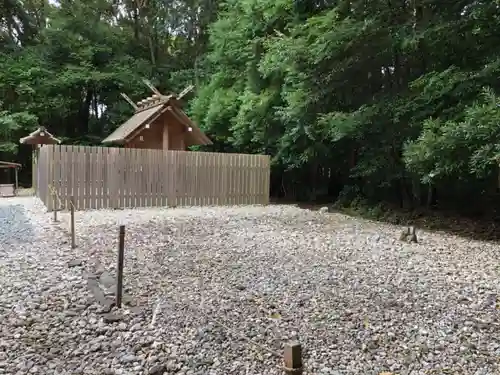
[[53, 193, 58, 222], [283, 341, 302, 375], [70, 196, 76, 249], [116, 225, 125, 308]]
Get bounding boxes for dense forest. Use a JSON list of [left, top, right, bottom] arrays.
[[2, 0, 500, 216]]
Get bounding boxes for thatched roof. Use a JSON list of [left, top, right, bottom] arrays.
[[102, 105, 164, 144], [102, 95, 211, 146], [19, 127, 61, 145]]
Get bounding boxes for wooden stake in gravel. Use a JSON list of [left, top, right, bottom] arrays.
[[53, 193, 57, 222], [399, 226, 418, 243], [283, 341, 302, 374], [408, 226, 418, 243], [116, 225, 125, 308], [70, 196, 76, 248]]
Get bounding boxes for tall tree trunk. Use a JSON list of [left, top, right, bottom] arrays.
[[79, 89, 93, 136]]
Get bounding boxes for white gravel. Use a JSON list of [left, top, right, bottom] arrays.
[[1, 197, 499, 375]]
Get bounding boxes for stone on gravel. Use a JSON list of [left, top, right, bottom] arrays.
[[147, 364, 166, 375], [102, 313, 123, 323], [87, 278, 115, 312], [99, 271, 115, 288], [68, 258, 84, 268]]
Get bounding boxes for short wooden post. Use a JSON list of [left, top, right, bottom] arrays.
[[116, 225, 125, 308], [32, 147, 37, 192], [14, 167, 18, 194], [53, 194, 58, 222], [70, 196, 76, 248], [283, 341, 302, 374]]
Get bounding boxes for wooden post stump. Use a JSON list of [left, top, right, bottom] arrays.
[[283, 341, 302, 374]]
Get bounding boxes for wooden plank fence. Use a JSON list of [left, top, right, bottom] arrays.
[[37, 145, 270, 211]]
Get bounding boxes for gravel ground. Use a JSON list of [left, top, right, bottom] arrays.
[[1, 198, 499, 375]]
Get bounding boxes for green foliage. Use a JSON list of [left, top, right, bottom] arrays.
[[405, 88, 500, 183], [2, 0, 500, 213], [192, 0, 500, 210], [0, 110, 38, 153], [0, 0, 214, 167]]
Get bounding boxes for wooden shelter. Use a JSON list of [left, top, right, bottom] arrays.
[[0, 161, 21, 196], [19, 126, 61, 191], [102, 83, 212, 150]]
